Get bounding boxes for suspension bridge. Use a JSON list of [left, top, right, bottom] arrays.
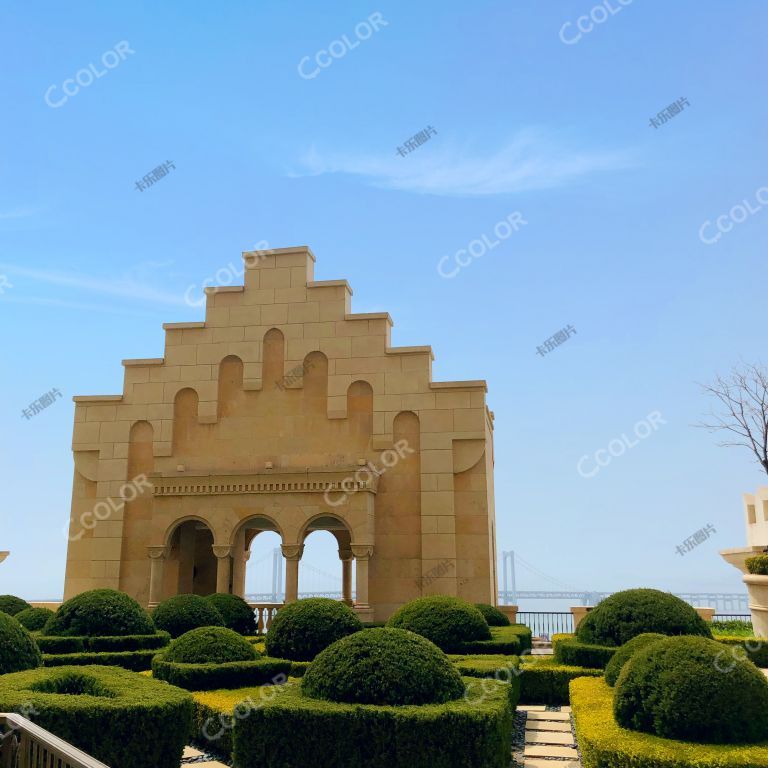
[[243, 547, 749, 613]]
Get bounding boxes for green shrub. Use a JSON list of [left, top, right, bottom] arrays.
[[449, 653, 520, 679], [265, 598, 362, 661], [43, 649, 158, 672], [711, 619, 753, 637], [0, 665, 193, 768], [0, 612, 42, 674], [614, 635, 768, 744], [387, 596, 491, 653], [164, 627, 259, 664], [43, 589, 154, 637], [303, 628, 464, 705], [152, 594, 225, 638], [577, 589, 711, 647], [455, 624, 533, 655], [716, 635, 768, 667], [572, 675, 768, 767], [205, 593, 257, 635], [474, 604, 510, 626], [519, 658, 602, 705], [153, 656, 291, 691], [746, 554, 768, 575], [15, 607, 55, 631], [0, 595, 32, 616], [604, 633, 666, 686], [35, 632, 170, 655], [233, 677, 514, 768], [554, 637, 616, 669]]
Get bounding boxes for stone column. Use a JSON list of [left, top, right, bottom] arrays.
[[148, 546, 167, 607], [351, 545, 373, 607], [339, 548, 353, 605], [213, 545, 232, 594], [282, 544, 304, 603], [232, 529, 247, 598]]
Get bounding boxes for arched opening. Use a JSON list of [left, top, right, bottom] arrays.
[[166, 519, 217, 596], [300, 516, 355, 604], [234, 516, 284, 601]]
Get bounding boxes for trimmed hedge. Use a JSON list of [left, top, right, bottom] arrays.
[[454, 624, 532, 655], [387, 596, 490, 652], [164, 627, 258, 664], [43, 589, 154, 637], [449, 653, 519, 679], [43, 649, 158, 672], [205, 593, 258, 635], [152, 594, 225, 638], [604, 633, 666, 686], [0, 594, 32, 616], [153, 657, 292, 691], [716, 635, 768, 667], [0, 612, 42, 674], [746, 554, 768, 575], [233, 677, 514, 768], [15, 607, 54, 631], [554, 637, 617, 669], [614, 635, 768, 744], [576, 588, 711, 647], [35, 632, 170, 654], [0, 665, 193, 768], [302, 628, 464, 705], [266, 598, 363, 661], [572, 675, 768, 767], [475, 604, 510, 626], [519, 658, 602, 705]]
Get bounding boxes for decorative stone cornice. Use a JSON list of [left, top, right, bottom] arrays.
[[150, 468, 379, 498]]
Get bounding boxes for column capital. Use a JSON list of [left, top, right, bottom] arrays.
[[281, 544, 304, 561], [212, 545, 232, 559], [338, 547, 353, 562], [351, 544, 374, 561], [147, 545, 167, 560]]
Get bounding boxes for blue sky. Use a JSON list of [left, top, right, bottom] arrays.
[[1, 1, 767, 603]]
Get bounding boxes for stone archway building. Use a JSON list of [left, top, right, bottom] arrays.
[[63, 246, 497, 620]]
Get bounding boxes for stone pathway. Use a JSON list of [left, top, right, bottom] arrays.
[[519, 706, 580, 767], [181, 746, 229, 767]]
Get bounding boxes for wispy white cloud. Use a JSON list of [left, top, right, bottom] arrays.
[[0, 263, 188, 306], [289, 129, 634, 197], [0, 207, 38, 220]]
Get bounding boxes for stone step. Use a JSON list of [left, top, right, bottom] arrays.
[[526, 720, 571, 732], [182, 746, 203, 759], [525, 730, 575, 746], [524, 760, 580, 768], [518, 705, 547, 712], [526, 711, 570, 722], [524, 745, 579, 760]]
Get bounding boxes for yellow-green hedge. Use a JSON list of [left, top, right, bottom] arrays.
[[571, 676, 768, 767]]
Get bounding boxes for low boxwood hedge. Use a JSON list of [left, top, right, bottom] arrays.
[[153, 657, 292, 691], [35, 632, 170, 654], [233, 677, 514, 768], [519, 657, 602, 705], [43, 649, 158, 672], [715, 635, 768, 667], [0, 665, 193, 768], [455, 625, 533, 655], [554, 637, 616, 669], [449, 653, 520, 679], [571, 675, 768, 767]]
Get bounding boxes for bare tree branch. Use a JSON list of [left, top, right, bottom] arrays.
[[697, 363, 768, 476]]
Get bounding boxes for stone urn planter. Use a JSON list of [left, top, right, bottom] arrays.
[[744, 573, 768, 638]]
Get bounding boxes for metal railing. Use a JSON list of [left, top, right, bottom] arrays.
[[1, 714, 109, 768], [712, 614, 752, 623], [516, 612, 573, 639]]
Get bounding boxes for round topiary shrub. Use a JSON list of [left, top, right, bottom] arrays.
[[614, 635, 768, 744], [604, 632, 665, 686], [265, 598, 363, 661], [576, 589, 711, 647], [0, 613, 42, 674], [303, 627, 464, 705], [0, 595, 32, 616], [205, 593, 257, 635], [43, 589, 154, 637], [15, 606, 55, 632], [746, 554, 768, 575], [163, 626, 259, 664], [387, 596, 491, 652], [0, 665, 192, 768], [152, 594, 225, 638], [474, 603, 510, 626]]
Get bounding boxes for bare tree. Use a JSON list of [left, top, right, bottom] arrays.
[[699, 363, 768, 476]]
